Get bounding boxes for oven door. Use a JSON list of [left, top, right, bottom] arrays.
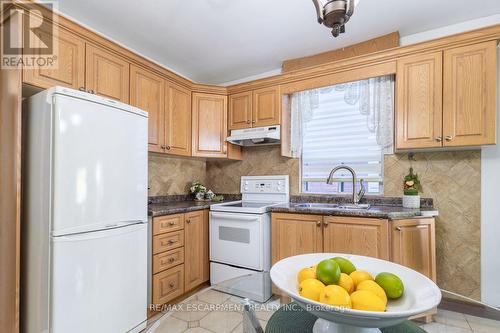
[[210, 211, 266, 271]]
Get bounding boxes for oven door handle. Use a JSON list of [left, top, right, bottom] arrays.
[[210, 212, 260, 222]]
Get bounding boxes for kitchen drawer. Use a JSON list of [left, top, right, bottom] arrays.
[[153, 247, 184, 274], [153, 213, 185, 235], [153, 230, 185, 254], [152, 264, 184, 305]]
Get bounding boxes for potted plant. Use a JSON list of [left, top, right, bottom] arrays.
[[190, 181, 207, 201], [403, 167, 422, 209]]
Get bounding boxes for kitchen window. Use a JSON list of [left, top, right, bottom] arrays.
[[291, 76, 395, 195]]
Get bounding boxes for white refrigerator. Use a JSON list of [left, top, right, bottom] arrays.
[[22, 87, 148, 333]]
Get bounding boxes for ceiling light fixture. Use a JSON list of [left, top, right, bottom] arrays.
[[312, 0, 359, 37]]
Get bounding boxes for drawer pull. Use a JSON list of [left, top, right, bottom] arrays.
[[168, 221, 176, 226], [396, 225, 427, 231], [161, 239, 177, 246], [168, 257, 175, 263], [169, 282, 175, 288]]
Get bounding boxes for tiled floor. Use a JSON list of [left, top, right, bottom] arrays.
[[146, 288, 500, 333]]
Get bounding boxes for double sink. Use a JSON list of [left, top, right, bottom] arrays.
[[292, 203, 371, 210]]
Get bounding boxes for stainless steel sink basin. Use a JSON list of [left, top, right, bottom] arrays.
[[293, 203, 371, 210], [293, 203, 339, 209]]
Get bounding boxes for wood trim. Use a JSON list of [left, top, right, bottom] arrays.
[[228, 24, 500, 94], [0, 9, 22, 333], [282, 32, 400, 73], [280, 94, 292, 157], [281, 61, 396, 94]]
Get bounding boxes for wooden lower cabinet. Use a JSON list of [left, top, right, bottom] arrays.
[[271, 213, 323, 264], [271, 213, 436, 282], [391, 218, 436, 281], [323, 217, 389, 260], [184, 210, 209, 292], [151, 209, 209, 308], [153, 265, 185, 305]]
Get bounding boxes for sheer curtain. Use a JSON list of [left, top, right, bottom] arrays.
[[289, 75, 395, 157]]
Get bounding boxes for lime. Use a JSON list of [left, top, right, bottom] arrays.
[[331, 257, 357, 275], [316, 259, 341, 285], [375, 272, 404, 299]]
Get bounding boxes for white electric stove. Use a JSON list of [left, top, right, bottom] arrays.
[[209, 175, 289, 302]]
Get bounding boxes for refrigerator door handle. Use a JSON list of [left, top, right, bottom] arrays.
[[53, 223, 146, 242]]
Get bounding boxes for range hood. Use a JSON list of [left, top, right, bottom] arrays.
[[226, 125, 280, 147]]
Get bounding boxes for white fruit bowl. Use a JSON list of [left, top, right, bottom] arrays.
[[270, 253, 441, 333]]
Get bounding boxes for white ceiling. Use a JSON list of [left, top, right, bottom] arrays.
[[55, 0, 500, 84]]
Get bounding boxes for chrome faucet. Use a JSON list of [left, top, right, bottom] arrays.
[[326, 165, 365, 205]]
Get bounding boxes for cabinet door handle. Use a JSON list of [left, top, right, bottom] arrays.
[[161, 145, 166, 150], [186, 219, 191, 224], [252, 120, 256, 124], [246, 120, 251, 124], [316, 221, 321, 227], [323, 221, 328, 227], [166, 145, 171, 150], [78, 87, 86, 92], [396, 225, 427, 231], [435, 136, 442, 142], [445, 136, 453, 141]]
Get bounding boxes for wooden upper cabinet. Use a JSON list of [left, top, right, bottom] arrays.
[[23, 26, 85, 90], [253, 86, 281, 127], [192, 93, 228, 158], [184, 210, 207, 291], [130, 65, 165, 153], [323, 217, 390, 260], [391, 219, 436, 282], [271, 213, 323, 264], [229, 91, 252, 130], [396, 52, 443, 150], [443, 41, 497, 147], [85, 44, 130, 103], [165, 83, 192, 156]]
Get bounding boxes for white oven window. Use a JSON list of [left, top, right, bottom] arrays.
[[219, 226, 250, 244]]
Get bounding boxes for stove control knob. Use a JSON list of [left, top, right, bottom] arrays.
[[244, 186, 249, 191]]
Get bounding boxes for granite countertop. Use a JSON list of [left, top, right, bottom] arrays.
[[149, 200, 214, 217], [148, 194, 242, 217], [270, 203, 438, 220]]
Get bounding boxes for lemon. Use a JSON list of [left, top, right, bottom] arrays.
[[297, 267, 316, 284], [350, 270, 373, 288], [319, 285, 352, 308], [316, 259, 341, 285], [356, 280, 387, 305], [299, 278, 325, 302], [375, 272, 404, 300], [331, 257, 357, 275], [351, 290, 386, 312], [337, 273, 354, 294]]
